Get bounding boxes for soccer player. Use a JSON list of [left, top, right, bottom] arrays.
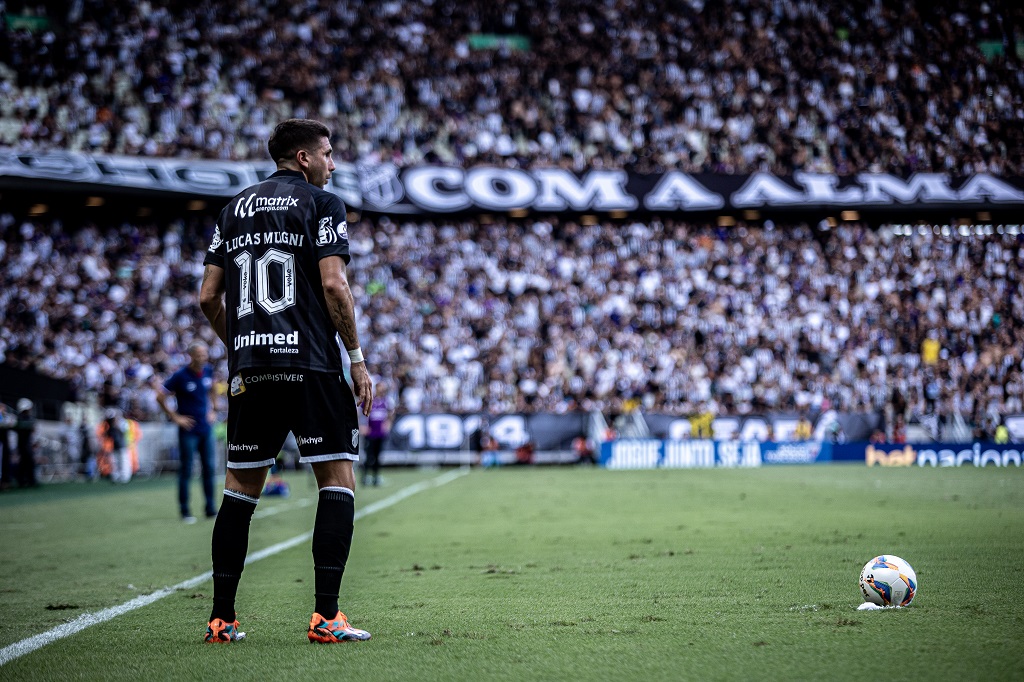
[[199, 118, 374, 644]]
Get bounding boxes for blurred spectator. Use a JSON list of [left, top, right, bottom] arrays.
[[14, 398, 37, 487], [0, 211, 1022, 440], [794, 413, 813, 441], [1, 0, 1021, 175], [0, 402, 15, 490], [361, 381, 391, 487], [892, 414, 907, 444], [96, 408, 129, 483]]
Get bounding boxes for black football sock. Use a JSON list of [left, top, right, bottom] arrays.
[[312, 487, 355, 617], [210, 490, 258, 622]]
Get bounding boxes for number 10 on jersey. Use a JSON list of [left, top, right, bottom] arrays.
[[234, 247, 297, 317]]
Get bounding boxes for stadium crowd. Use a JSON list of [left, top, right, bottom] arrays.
[[0, 211, 1021, 438], [1, 0, 1022, 175]]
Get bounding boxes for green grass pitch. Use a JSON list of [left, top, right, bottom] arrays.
[[1, 465, 1023, 680]]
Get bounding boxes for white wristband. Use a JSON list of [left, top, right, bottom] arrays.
[[348, 347, 364, 364]]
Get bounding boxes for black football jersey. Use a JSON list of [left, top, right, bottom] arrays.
[[204, 170, 351, 375]]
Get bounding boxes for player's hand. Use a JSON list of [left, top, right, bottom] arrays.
[[175, 414, 196, 430], [350, 362, 374, 417]]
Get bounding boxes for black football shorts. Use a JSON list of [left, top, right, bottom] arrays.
[[225, 369, 360, 468]]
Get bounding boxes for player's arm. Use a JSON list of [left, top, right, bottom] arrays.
[[199, 264, 228, 345], [320, 255, 373, 416]]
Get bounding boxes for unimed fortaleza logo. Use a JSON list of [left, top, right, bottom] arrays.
[[866, 443, 1023, 467], [234, 330, 300, 352]]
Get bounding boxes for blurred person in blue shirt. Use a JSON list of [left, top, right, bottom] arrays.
[[156, 343, 217, 523]]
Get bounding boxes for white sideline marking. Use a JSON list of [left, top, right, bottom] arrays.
[[0, 468, 469, 666], [253, 497, 313, 519]]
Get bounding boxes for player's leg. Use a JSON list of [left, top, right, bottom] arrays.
[[298, 372, 369, 642], [207, 465, 268, 641], [178, 431, 195, 520], [207, 370, 285, 642], [310, 458, 356, 618]]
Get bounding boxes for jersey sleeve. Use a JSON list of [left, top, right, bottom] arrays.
[[312, 192, 350, 264], [203, 211, 227, 269]]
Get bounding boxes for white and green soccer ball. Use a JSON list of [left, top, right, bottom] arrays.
[[859, 555, 917, 607]]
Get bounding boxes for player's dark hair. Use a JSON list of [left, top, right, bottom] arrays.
[[268, 119, 331, 163]]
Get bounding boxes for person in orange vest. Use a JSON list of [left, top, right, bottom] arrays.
[[124, 415, 142, 478], [96, 409, 130, 483]]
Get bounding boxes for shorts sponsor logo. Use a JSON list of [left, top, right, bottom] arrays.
[[234, 330, 300, 351], [296, 435, 323, 446], [246, 372, 305, 383], [230, 375, 246, 396], [228, 443, 258, 452]]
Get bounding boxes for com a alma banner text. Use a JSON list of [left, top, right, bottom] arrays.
[[3, 150, 1023, 215]]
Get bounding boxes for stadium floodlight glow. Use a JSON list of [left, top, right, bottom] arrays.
[[85, 196, 104, 207], [28, 203, 48, 215], [187, 200, 207, 211], [840, 210, 859, 221]]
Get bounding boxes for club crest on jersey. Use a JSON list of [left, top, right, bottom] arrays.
[[352, 429, 359, 448], [317, 216, 337, 246], [230, 374, 246, 396], [208, 224, 223, 252]]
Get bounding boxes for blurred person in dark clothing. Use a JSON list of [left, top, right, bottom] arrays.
[[14, 399, 37, 488]]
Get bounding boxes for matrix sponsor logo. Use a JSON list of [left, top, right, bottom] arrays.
[[234, 330, 299, 352], [234, 192, 299, 218], [296, 435, 323, 446]]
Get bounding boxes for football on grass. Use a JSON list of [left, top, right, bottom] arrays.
[[859, 555, 917, 607]]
